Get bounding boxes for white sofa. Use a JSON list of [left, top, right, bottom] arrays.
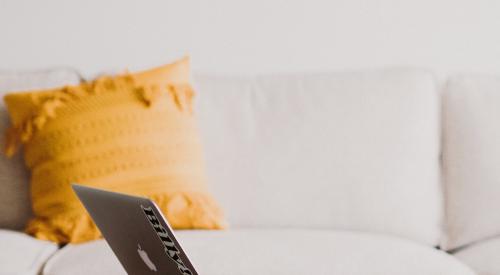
[[1, 68, 499, 275]]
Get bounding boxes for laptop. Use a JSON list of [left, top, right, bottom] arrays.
[[72, 184, 198, 275]]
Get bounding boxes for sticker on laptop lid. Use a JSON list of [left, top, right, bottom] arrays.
[[141, 205, 193, 275]]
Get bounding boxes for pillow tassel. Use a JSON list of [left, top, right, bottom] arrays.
[[25, 191, 226, 244], [4, 127, 20, 157]]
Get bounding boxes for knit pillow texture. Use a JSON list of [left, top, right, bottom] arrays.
[[3, 57, 226, 244]]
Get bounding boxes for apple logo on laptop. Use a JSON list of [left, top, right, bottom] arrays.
[[138, 244, 157, 272]]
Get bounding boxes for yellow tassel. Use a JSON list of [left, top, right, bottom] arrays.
[[4, 127, 20, 157], [168, 85, 183, 111], [25, 191, 226, 244], [168, 84, 195, 113], [138, 85, 162, 107]]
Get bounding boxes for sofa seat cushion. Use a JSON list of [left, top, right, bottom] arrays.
[[43, 229, 475, 275], [0, 229, 58, 275], [454, 237, 500, 275]]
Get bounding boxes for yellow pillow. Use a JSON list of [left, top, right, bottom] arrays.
[[4, 57, 226, 244]]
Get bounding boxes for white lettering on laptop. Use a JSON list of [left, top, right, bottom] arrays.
[[141, 205, 193, 275]]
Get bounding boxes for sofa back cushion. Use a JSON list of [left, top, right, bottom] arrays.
[[442, 75, 500, 250], [0, 69, 81, 230], [194, 69, 442, 246]]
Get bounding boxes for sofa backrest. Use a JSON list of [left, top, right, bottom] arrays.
[[0, 68, 444, 247], [0, 69, 81, 230], [194, 69, 442, 246]]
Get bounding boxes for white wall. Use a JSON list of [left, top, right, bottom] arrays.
[[1, 0, 500, 77]]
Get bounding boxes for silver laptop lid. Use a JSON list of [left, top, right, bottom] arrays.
[[72, 184, 198, 275]]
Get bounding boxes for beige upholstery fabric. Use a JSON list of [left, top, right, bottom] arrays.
[[194, 70, 442, 246], [43, 229, 476, 275], [0, 229, 58, 275], [442, 75, 500, 250], [454, 237, 500, 275], [0, 69, 81, 229]]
